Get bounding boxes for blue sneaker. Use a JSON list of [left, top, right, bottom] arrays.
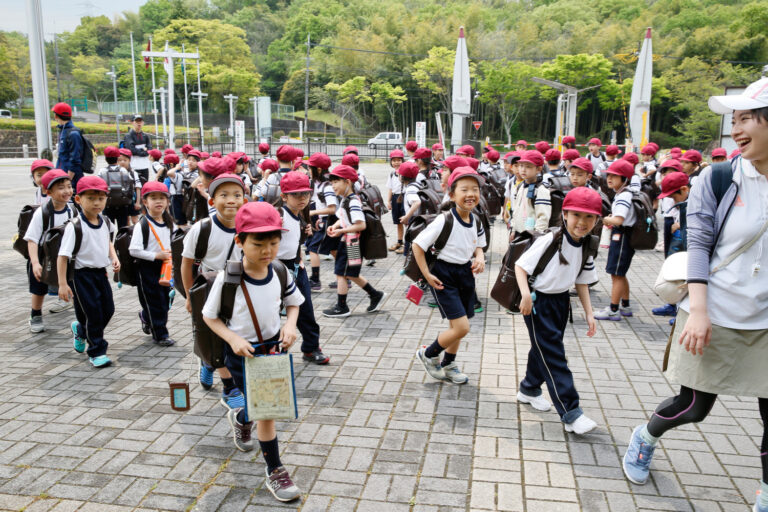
[[652, 304, 677, 317], [89, 355, 112, 368], [623, 425, 656, 485], [198, 359, 214, 390], [754, 495, 768, 512], [220, 388, 245, 410], [71, 321, 85, 353], [669, 318, 676, 326]]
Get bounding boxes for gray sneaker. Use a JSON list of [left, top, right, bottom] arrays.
[[226, 408, 253, 452], [416, 347, 445, 381], [49, 298, 72, 313], [620, 305, 633, 317], [442, 362, 468, 384], [265, 466, 301, 502], [29, 315, 44, 333]]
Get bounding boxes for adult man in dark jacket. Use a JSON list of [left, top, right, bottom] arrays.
[[124, 114, 152, 183], [52, 102, 84, 190]]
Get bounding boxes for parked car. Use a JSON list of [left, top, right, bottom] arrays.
[[0, 109, 12, 119], [367, 132, 402, 149]]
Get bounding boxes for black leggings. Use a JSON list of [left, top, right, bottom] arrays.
[[648, 386, 768, 483]]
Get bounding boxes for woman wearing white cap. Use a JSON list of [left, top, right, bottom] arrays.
[[622, 76, 768, 511]]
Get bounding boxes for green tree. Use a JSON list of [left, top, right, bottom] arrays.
[[539, 54, 613, 110], [70, 54, 111, 121], [139, 0, 191, 35], [279, 69, 312, 109], [61, 16, 124, 57], [324, 76, 371, 137], [371, 81, 407, 131], [2, 32, 30, 118], [412, 47, 476, 126], [477, 61, 538, 145]]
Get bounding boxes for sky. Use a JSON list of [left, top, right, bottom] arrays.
[[0, 0, 147, 39]]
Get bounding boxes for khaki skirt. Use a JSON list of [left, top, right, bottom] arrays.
[[665, 309, 768, 397]]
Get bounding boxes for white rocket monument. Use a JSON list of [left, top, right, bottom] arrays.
[[451, 26, 471, 150], [629, 28, 653, 148]]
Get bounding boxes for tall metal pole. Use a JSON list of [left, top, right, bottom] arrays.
[[53, 34, 61, 102], [167, 55, 175, 150], [26, 0, 52, 157], [250, 96, 259, 144], [223, 94, 238, 140], [129, 31, 139, 114], [149, 37, 158, 139], [107, 66, 120, 141], [182, 43, 190, 144], [304, 33, 310, 138], [192, 48, 207, 150], [153, 87, 167, 143]]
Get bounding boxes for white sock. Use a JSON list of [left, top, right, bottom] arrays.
[[760, 480, 768, 507], [639, 424, 659, 446]]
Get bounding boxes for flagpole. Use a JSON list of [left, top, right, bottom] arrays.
[[182, 43, 190, 144], [194, 46, 206, 150], [149, 37, 159, 139], [129, 31, 139, 114]]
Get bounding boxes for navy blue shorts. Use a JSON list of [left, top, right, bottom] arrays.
[[27, 260, 47, 296], [224, 333, 281, 419], [430, 259, 475, 320], [391, 194, 405, 224], [318, 218, 340, 255], [171, 195, 187, 225], [306, 225, 324, 253], [605, 226, 635, 276], [334, 242, 361, 278]]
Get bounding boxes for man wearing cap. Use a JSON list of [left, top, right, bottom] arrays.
[[124, 114, 153, 184], [52, 102, 84, 189]]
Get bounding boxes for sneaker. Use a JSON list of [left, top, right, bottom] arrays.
[[138, 311, 150, 335], [622, 424, 656, 485], [303, 349, 330, 364], [428, 300, 438, 308], [89, 355, 112, 368], [198, 359, 214, 390], [226, 408, 253, 452], [367, 291, 386, 313], [594, 307, 622, 321], [564, 414, 598, 434], [506, 307, 521, 315], [474, 301, 483, 313], [322, 304, 350, 318], [71, 321, 86, 353], [265, 466, 302, 502], [516, 390, 551, 411], [620, 305, 633, 317], [153, 336, 175, 347], [48, 297, 72, 313], [442, 362, 468, 384], [394, 246, 404, 254], [652, 304, 677, 317], [329, 281, 338, 289], [416, 347, 445, 381], [220, 388, 245, 410], [322, 254, 333, 261], [309, 279, 322, 292], [29, 315, 45, 333], [388, 241, 402, 251], [754, 496, 768, 512]]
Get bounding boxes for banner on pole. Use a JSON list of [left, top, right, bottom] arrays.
[[415, 121, 426, 148], [235, 120, 245, 152], [144, 40, 151, 69], [472, 121, 483, 131]]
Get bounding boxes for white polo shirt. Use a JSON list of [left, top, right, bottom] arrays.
[[181, 215, 242, 272], [413, 209, 486, 264], [59, 214, 115, 269], [516, 231, 598, 293]]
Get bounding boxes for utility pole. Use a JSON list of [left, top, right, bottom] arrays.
[[223, 94, 238, 141], [250, 96, 259, 144], [149, 37, 158, 139], [304, 33, 310, 139], [153, 87, 167, 143], [53, 34, 61, 102], [25, 0, 52, 158], [191, 47, 207, 150], [106, 66, 120, 141], [182, 43, 190, 144], [129, 32, 139, 114]]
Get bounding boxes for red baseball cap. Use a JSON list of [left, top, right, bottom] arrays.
[[103, 146, 119, 158], [534, 141, 551, 154], [605, 145, 620, 156], [294, 148, 304, 159], [164, 154, 179, 165], [588, 138, 602, 146], [562, 187, 603, 216], [658, 171, 690, 198], [148, 149, 162, 160], [236, 201, 287, 234], [504, 152, 520, 163], [30, 158, 54, 173], [680, 150, 702, 163], [432, 143, 444, 151], [641, 144, 657, 156], [569, 157, 593, 174], [447, 167, 485, 188], [562, 149, 581, 161], [118, 148, 132, 158], [41, 169, 70, 190], [76, 175, 108, 195], [669, 147, 682, 157], [308, 152, 331, 169], [260, 159, 279, 173], [562, 135, 576, 144], [141, 181, 170, 197], [180, 144, 194, 154], [164, 148, 176, 155], [258, 142, 270, 154], [199, 156, 236, 178], [443, 155, 469, 171], [457, 144, 476, 157], [276, 145, 296, 162], [519, 150, 544, 167], [466, 157, 480, 170], [208, 173, 246, 196], [342, 145, 359, 155], [341, 153, 359, 167], [622, 153, 639, 166], [201, 152, 210, 159], [605, 159, 635, 179], [515, 140, 528, 147], [280, 171, 313, 193], [487, 149, 500, 162], [51, 102, 72, 118], [228, 151, 246, 162], [711, 147, 727, 158], [397, 161, 419, 178], [544, 149, 561, 162], [187, 149, 203, 160], [211, 151, 222, 158], [648, 142, 659, 153], [405, 141, 418, 152], [659, 159, 683, 173], [329, 164, 358, 182], [729, 148, 741, 159], [413, 147, 432, 160], [389, 149, 405, 159]]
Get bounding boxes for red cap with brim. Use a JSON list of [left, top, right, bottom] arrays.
[[396, 161, 419, 178], [281, 171, 313, 193], [199, 157, 236, 177], [562, 187, 603, 216], [515, 140, 528, 147], [141, 181, 170, 197], [431, 143, 444, 151], [680, 150, 702, 163], [658, 172, 690, 198], [447, 167, 485, 188], [308, 153, 331, 169], [148, 149, 162, 160], [31, 159, 55, 173], [164, 154, 179, 165], [181, 144, 194, 154], [276, 145, 296, 162], [41, 169, 70, 190], [562, 136, 576, 144], [605, 159, 635, 179], [569, 158, 593, 174], [711, 148, 727, 158], [260, 159, 279, 173], [519, 150, 544, 167], [258, 143, 270, 154], [457, 145, 476, 157], [487, 149, 500, 162], [208, 173, 246, 196], [343, 146, 359, 155], [341, 153, 360, 167], [405, 141, 418, 152], [236, 201, 287, 233], [413, 148, 432, 160], [118, 148, 132, 158], [389, 149, 405, 160], [329, 164, 358, 182], [659, 159, 683, 173], [443, 155, 469, 171], [76, 176, 108, 195]]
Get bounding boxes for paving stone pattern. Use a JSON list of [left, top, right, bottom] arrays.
[[0, 159, 762, 511]]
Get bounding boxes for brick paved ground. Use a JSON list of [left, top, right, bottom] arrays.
[[0, 158, 762, 511]]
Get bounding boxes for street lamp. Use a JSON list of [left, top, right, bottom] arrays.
[[106, 66, 119, 141]]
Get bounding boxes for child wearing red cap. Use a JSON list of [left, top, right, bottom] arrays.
[[386, 150, 406, 253], [181, 174, 246, 408], [254, 145, 295, 201], [148, 149, 165, 181], [414, 168, 486, 385], [24, 169, 75, 332], [595, 160, 637, 321], [305, 153, 336, 290], [117, 148, 143, 225], [30, 159, 54, 205], [202, 201, 304, 503], [163, 153, 187, 228], [98, 147, 140, 228], [510, 151, 552, 235], [323, 165, 386, 317], [515, 187, 600, 434], [130, 182, 176, 346], [587, 138, 606, 171], [58, 176, 120, 368], [397, 161, 422, 257]]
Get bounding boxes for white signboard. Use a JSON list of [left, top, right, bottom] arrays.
[[415, 121, 427, 149], [719, 86, 746, 155], [235, 120, 245, 152]]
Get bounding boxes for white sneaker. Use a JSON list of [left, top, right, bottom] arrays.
[[49, 298, 73, 313], [416, 347, 445, 381], [517, 390, 551, 411], [442, 362, 468, 384], [564, 414, 598, 434]]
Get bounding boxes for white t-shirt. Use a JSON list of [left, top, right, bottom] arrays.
[[151, 161, 165, 181], [202, 263, 304, 341], [516, 231, 598, 293], [403, 183, 421, 212], [277, 207, 302, 262], [338, 194, 365, 227], [588, 152, 606, 171], [413, 209, 486, 264], [34, 187, 48, 206], [661, 196, 676, 218], [316, 181, 337, 218], [129, 216, 173, 261], [181, 215, 241, 272], [387, 171, 403, 194], [59, 214, 115, 269], [612, 189, 636, 227], [24, 203, 76, 245]]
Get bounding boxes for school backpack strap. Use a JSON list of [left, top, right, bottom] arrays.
[[141, 216, 150, 249], [219, 260, 244, 323], [529, 228, 563, 285], [195, 217, 212, 261], [432, 211, 455, 255], [710, 160, 735, 207], [271, 260, 289, 302]]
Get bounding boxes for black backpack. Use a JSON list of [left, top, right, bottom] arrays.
[[261, 171, 288, 207], [103, 167, 135, 207], [63, 126, 95, 174], [629, 190, 658, 250], [188, 260, 288, 368], [14, 204, 41, 259], [171, 218, 213, 299], [39, 215, 113, 287], [182, 186, 209, 224], [414, 182, 443, 215], [341, 198, 388, 260], [113, 217, 152, 287], [358, 181, 389, 217]]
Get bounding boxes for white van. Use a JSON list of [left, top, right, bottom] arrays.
[[0, 109, 12, 119], [367, 132, 402, 149]]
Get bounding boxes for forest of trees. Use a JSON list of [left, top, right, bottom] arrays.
[[1, 0, 767, 148]]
